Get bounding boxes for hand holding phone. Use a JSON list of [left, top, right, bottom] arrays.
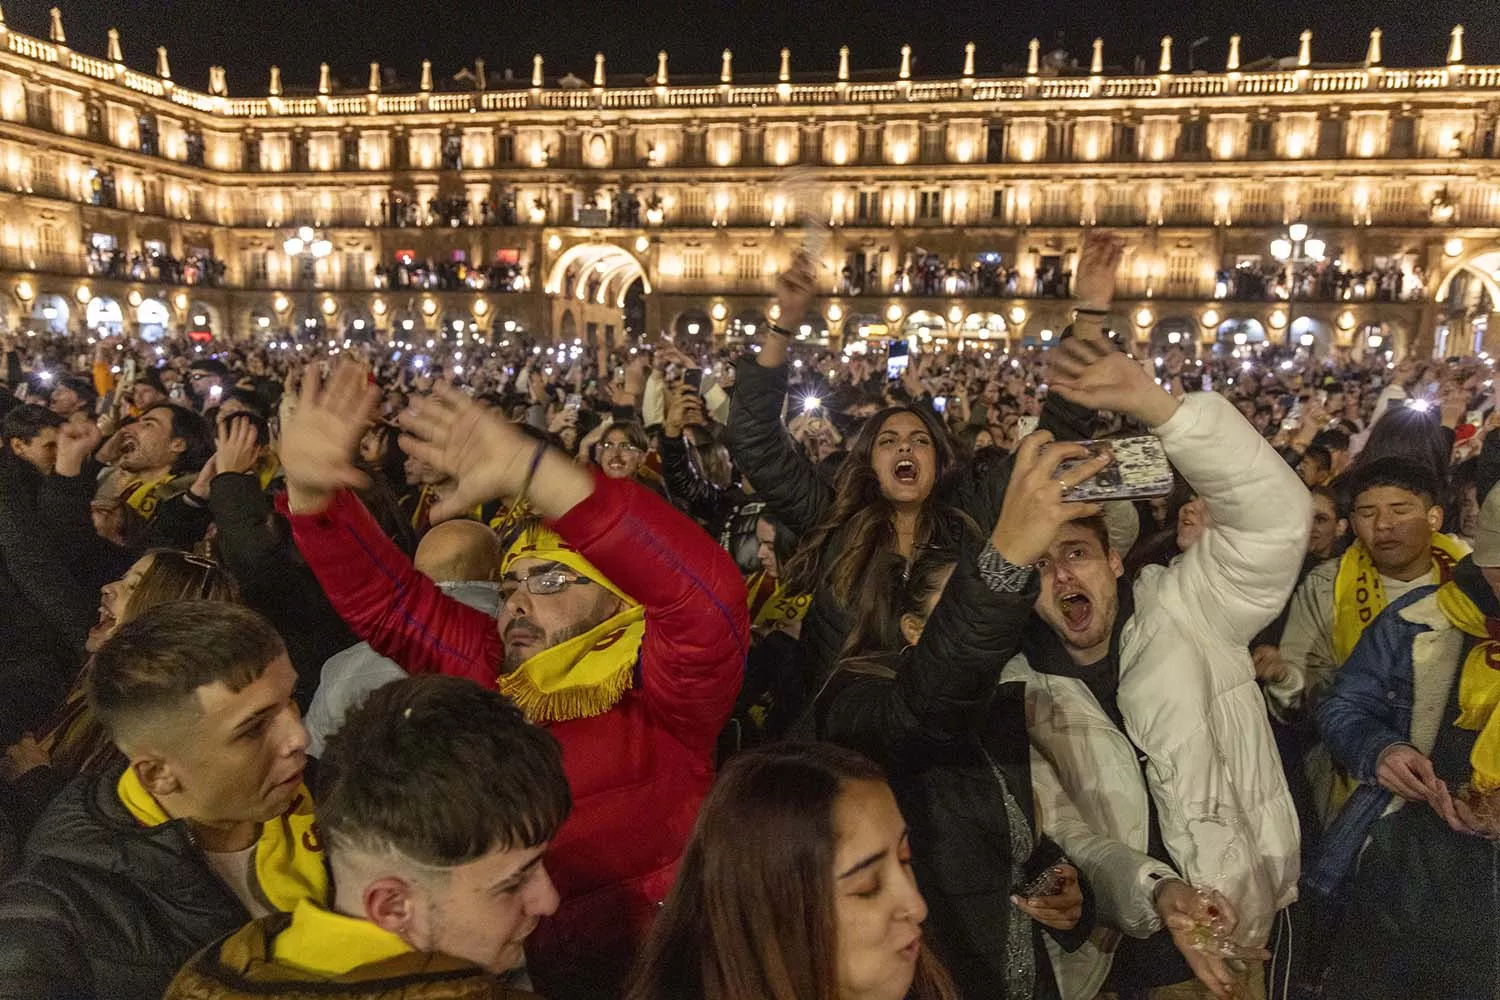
[[1055, 436, 1173, 502]]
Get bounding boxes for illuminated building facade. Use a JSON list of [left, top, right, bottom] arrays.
[[1, 8, 1499, 357]]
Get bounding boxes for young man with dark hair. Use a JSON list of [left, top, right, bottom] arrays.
[[1274, 457, 1467, 824], [998, 334, 1309, 998], [97, 402, 214, 520], [166, 674, 568, 998], [3, 402, 64, 474], [0, 602, 321, 1000]]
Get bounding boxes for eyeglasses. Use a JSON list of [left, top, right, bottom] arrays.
[[597, 442, 642, 455], [501, 563, 592, 598]]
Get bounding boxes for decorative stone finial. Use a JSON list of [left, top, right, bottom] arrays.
[[779, 48, 790, 83], [209, 66, 226, 96], [837, 46, 849, 82], [269, 65, 281, 97], [156, 46, 170, 80], [1159, 36, 1173, 73], [899, 44, 911, 80], [721, 49, 732, 84], [107, 28, 122, 62], [1026, 39, 1039, 76], [368, 62, 380, 93], [531, 54, 542, 88], [1365, 28, 1383, 67], [1090, 38, 1103, 75], [655, 50, 668, 86], [317, 63, 329, 95], [963, 42, 976, 78], [1227, 34, 1241, 71], [421, 59, 433, 92], [1448, 25, 1465, 65], [594, 53, 605, 88], [1297, 30, 1312, 68], [48, 6, 64, 43]]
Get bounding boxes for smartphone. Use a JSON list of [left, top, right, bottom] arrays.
[[1017, 415, 1039, 438], [209, 384, 223, 401], [564, 393, 582, 412], [1201, 374, 1213, 392], [683, 367, 703, 393], [886, 339, 910, 381], [122, 357, 136, 384], [932, 396, 947, 413], [1055, 435, 1174, 502]]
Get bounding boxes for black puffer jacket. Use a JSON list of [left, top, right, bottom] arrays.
[[658, 432, 765, 573], [815, 541, 1092, 1000], [0, 761, 251, 1000], [727, 357, 1094, 686]]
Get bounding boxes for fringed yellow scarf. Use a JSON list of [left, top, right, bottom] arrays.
[[497, 522, 645, 723], [1332, 534, 1466, 663], [117, 766, 327, 913], [746, 571, 812, 629], [1434, 581, 1500, 794]]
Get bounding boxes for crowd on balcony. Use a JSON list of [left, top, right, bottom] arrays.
[[85, 246, 226, 287], [839, 255, 1068, 299], [1219, 259, 1427, 303], [373, 255, 529, 292], [380, 193, 522, 229]]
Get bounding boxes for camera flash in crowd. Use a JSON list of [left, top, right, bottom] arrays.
[[802, 396, 821, 413]]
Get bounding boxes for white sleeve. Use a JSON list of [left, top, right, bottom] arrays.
[[642, 371, 667, 428], [1153, 392, 1312, 645]]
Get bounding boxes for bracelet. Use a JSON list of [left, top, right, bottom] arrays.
[[766, 322, 794, 337], [507, 439, 549, 519]]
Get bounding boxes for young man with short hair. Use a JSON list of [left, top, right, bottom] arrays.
[[998, 335, 1309, 999], [3, 402, 63, 475], [1273, 458, 1468, 824], [0, 602, 321, 1000], [97, 402, 214, 521], [166, 674, 567, 998]]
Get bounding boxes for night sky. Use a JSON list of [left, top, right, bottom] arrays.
[[7, 0, 1495, 96]]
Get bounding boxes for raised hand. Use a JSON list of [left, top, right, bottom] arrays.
[[54, 419, 103, 477], [280, 359, 378, 512], [399, 384, 540, 522], [1074, 230, 1126, 310], [989, 431, 1112, 567], [1048, 336, 1180, 428], [215, 416, 262, 476], [775, 251, 817, 329]]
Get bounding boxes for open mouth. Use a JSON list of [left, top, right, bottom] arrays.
[[90, 605, 117, 636], [893, 459, 918, 484], [1059, 592, 1093, 633]]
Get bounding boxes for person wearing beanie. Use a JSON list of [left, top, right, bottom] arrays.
[[1310, 474, 1500, 999]]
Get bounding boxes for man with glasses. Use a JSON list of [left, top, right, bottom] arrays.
[[277, 362, 748, 1000], [186, 358, 230, 412]]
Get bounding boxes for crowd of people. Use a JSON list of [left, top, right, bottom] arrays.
[[86, 245, 227, 287], [0, 228, 1494, 1000], [375, 255, 530, 292], [381, 193, 523, 229], [1217, 259, 1425, 304]]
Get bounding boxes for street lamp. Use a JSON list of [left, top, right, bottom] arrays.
[[283, 226, 333, 338], [1269, 222, 1326, 353]]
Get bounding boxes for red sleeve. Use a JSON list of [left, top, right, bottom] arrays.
[[280, 490, 499, 686], [552, 471, 750, 752]]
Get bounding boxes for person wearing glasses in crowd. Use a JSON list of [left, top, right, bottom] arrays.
[[275, 362, 749, 1000]]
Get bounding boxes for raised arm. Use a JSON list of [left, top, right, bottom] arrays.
[[399, 381, 749, 752], [1049, 335, 1310, 644]]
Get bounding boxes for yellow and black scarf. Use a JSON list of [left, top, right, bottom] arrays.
[[1434, 575, 1500, 794], [117, 765, 327, 914], [746, 571, 812, 629], [1332, 534, 1467, 663], [496, 522, 645, 723]]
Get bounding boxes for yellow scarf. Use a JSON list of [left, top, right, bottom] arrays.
[[117, 766, 328, 914], [746, 571, 812, 628], [497, 522, 645, 723], [411, 483, 482, 531], [1434, 581, 1500, 794], [273, 898, 411, 976], [122, 472, 182, 520], [1332, 534, 1466, 663]]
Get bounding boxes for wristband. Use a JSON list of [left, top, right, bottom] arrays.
[[766, 322, 794, 337], [506, 439, 549, 520], [1073, 307, 1109, 317]]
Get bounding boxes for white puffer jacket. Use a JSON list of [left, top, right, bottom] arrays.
[[1002, 392, 1308, 999]]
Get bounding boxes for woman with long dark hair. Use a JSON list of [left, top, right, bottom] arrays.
[[625, 742, 958, 1000], [727, 236, 1120, 686], [815, 432, 1105, 999]]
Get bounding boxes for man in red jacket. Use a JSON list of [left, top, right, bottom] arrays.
[[277, 362, 749, 999]]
